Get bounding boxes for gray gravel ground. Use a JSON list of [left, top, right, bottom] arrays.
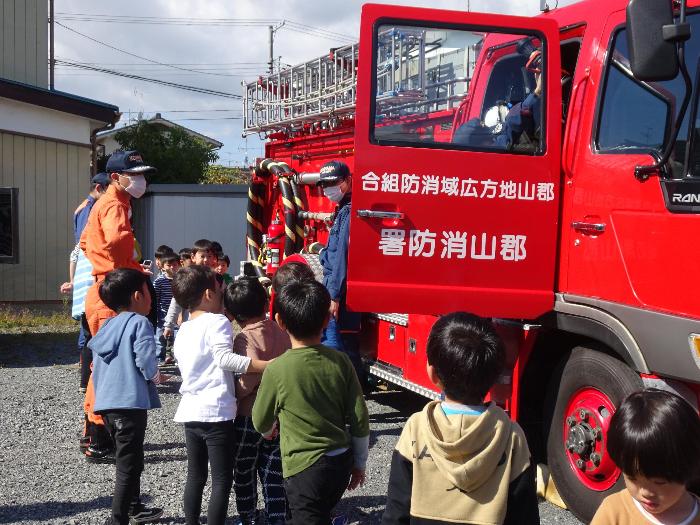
[[0, 332, 583, 524]]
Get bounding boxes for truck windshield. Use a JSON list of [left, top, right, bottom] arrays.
[[597, 11, 700, 177]]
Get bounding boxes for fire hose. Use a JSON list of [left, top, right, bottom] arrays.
[[245, 167, 267, 279], [246, 158, 305, 277]]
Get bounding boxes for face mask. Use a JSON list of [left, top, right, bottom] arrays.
[[121, 175, 147, 199], [323, 185, 345, 203]]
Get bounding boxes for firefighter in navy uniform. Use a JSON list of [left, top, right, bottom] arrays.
[[318, 161, 366, 387]]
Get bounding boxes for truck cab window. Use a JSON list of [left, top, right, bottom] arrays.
[[372, 24, 546, 155], [560, 39, 582, 120], [597, 13, 700, 177]]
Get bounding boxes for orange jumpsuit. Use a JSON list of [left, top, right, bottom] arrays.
[[79, 184, 142, 428]]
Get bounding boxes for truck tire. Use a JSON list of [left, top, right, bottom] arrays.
[[546, 347, 643, 523]]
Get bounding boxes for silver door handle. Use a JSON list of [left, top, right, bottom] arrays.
[[357, 209, 405, 220], [572, 221, 606, 233]]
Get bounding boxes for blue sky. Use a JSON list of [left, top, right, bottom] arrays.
[[54, 0, 577, 167]]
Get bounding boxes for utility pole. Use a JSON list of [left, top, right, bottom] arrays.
[[49, 0, 55, 89], [268, 25, 274, 74], [238, 138, 251, 167], [268, 21, 286, 74]]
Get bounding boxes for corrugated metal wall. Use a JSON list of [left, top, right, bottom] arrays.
[[0, 0, 49, 88], [132, 185, 249, 272], [0, 131, 89, 301]]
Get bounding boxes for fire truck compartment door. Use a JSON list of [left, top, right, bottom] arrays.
[[348, 5, 562, 319]]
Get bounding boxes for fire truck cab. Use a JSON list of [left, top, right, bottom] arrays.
[[242, 0, 700, 520]]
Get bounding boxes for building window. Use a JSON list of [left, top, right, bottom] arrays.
[[0, 188, 19, 264]]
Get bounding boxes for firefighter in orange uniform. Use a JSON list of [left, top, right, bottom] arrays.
[[79, 150, 156, 461]]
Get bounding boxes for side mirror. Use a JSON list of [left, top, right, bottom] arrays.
[[626, 0, 679, 81]]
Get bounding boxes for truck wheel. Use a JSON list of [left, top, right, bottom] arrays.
[[546, 347, 642, 522]]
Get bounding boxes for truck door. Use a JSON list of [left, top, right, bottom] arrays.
[[348, 5, 562, 319]]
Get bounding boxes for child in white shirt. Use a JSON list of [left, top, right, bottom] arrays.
[[172, 265, 269, 525]]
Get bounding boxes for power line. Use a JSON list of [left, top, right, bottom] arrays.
[[55, 22, 243, 77], [55, 59, 242, 99], [56, 63, 263, 73], [90, 108, 241, 113], [56, 65, 258, 78], [170, 117, 243, 121], [55, 13, 356, 42], [56, 61, 268, 66]]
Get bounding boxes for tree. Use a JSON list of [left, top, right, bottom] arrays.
[[200, 165, 251, 184], [108, 120, 219, 184]]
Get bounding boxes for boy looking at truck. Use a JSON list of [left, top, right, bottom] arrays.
[[252, 279, 369, 525], [382, 312, 539, 525], [224, 277, 290, 525]]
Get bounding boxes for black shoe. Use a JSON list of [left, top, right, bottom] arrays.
[[234, 517, 256, 525], [129, 504, 163, 523], [85, 445, 115, 464], [79, 436, 91, 450]]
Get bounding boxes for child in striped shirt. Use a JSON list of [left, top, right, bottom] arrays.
[[154, 251, 180, 364]]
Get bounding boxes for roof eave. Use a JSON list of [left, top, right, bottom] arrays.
[[0, 78, 120, 124]]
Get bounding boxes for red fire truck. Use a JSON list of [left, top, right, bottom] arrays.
[[241, 0, 700, 520]]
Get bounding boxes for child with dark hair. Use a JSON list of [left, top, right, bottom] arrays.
[[223, 278, 290, 525], [271, 260, 316, 291], [211, 240, 224, 259], [382, 312, 539, 525], [153, 251, 180, 364], [154, 244, 174, 272], [88, 268, 163, 524], [172, 266, 270, 525], [179, 248, 193, 268], [269, 257, 316, 318], [193, 239, 218, 264], [163, 240, 218, 340], [591, 389, 700, 525], [215, 254, 233, 285], [253, 280, 369, 525]]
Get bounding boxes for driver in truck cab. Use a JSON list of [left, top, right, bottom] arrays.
[[494, 49, 544, 151], [453, 48, 571, 152], [317, 160, 366, 388]]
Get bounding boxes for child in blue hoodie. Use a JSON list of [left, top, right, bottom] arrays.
[[89, 268, 163, 525]]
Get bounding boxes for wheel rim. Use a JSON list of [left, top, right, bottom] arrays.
[[562, 387, 619, 491]]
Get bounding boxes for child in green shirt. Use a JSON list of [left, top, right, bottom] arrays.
[[252, 279, 369, 525]]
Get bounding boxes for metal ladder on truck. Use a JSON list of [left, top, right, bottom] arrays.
[[242, 28, 473, 136]]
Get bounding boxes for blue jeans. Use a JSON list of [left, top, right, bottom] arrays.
[[77, 323, 88, 348], [322, 317, 366, 388], [155, 327, 177, 361]]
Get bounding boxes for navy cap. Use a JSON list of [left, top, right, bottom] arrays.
[[317, 161, 351, 187], [106, 150, 156, 174], [91, 172, 111, 187]]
